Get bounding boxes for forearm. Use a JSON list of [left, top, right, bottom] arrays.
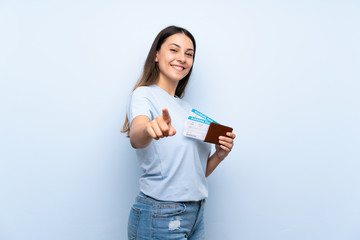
[[205, 132, 236, 177], [205, 152, 223, 177], [130, 123, 153, 149]]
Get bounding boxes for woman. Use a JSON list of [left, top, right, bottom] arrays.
[[122, 25, 236, 240]]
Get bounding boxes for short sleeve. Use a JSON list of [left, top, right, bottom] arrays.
[[127, 87, 153, 125]]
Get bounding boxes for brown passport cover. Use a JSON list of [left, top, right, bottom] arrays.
[[204, 122, 233, 144]]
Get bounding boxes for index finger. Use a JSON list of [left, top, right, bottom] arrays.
[[162, 108, 171, 123], [226, 132, 236, 139]]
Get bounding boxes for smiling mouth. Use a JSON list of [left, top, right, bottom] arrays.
[[171, 65, 185, 71]]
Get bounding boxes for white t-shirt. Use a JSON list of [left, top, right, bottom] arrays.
[[127, 84, 211, 201]]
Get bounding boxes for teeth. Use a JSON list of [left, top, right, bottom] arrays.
[[172, 65, 184, 70]]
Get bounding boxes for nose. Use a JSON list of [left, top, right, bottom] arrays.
[[177, 52, 186, 63]]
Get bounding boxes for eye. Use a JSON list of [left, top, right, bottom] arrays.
[[170, 48, 177, 52], [186, 53, 193, 57]]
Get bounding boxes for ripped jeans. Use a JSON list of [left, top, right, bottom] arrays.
[[128, 192, 205, 240]]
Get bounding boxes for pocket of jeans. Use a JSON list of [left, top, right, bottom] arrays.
[[154, 203, 187, 217], [128, 207, 141, 240]]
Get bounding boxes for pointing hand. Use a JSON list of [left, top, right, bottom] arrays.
[[146, 108, 176, 140]]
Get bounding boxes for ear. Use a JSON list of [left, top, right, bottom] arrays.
[[155, 52, 159, 62]]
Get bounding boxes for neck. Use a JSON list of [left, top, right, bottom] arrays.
[[156, 78, 178, 97]]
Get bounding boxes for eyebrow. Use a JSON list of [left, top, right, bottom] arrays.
[[168, 43, 194, 51]]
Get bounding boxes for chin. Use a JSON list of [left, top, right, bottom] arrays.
[[170, 75, 187, 82]]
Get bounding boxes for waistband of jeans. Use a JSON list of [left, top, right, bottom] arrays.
[[137, 191, 205, 205]]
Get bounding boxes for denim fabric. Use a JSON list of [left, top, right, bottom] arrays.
[[128, 192, 205, 240]]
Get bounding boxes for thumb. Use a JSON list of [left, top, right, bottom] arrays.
[[162, 108, 171, 124], [168, 124, 176, 136]]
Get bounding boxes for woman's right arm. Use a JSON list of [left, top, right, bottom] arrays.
[[129, 108, 176, 149], [129, 115, 153, 149]]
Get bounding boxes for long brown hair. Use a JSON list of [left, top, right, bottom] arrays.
[[121, 26, 196, 137]]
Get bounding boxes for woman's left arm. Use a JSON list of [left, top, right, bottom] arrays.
[[205, 132, 236, 177]]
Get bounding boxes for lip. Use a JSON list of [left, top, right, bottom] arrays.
[[171, 64, 185, 71]]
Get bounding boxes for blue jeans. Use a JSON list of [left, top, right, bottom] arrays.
[[128, 192, 205, 240]]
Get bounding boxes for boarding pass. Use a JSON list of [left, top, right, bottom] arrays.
[[183, 109, 233, 144]]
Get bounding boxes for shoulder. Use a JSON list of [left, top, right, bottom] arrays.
[[127, 86, 156, 121], [129, 86, 158, 104]]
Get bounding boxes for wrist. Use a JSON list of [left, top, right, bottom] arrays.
[[214, 150, 226, 161]]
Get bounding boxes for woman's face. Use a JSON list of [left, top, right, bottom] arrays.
[[155, 33, 194, 85]]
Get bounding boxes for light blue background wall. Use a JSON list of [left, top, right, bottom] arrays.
[[1, 0, 359, 239]]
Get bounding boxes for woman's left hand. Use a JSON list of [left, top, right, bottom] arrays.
[[215, 132, 236, 161]]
